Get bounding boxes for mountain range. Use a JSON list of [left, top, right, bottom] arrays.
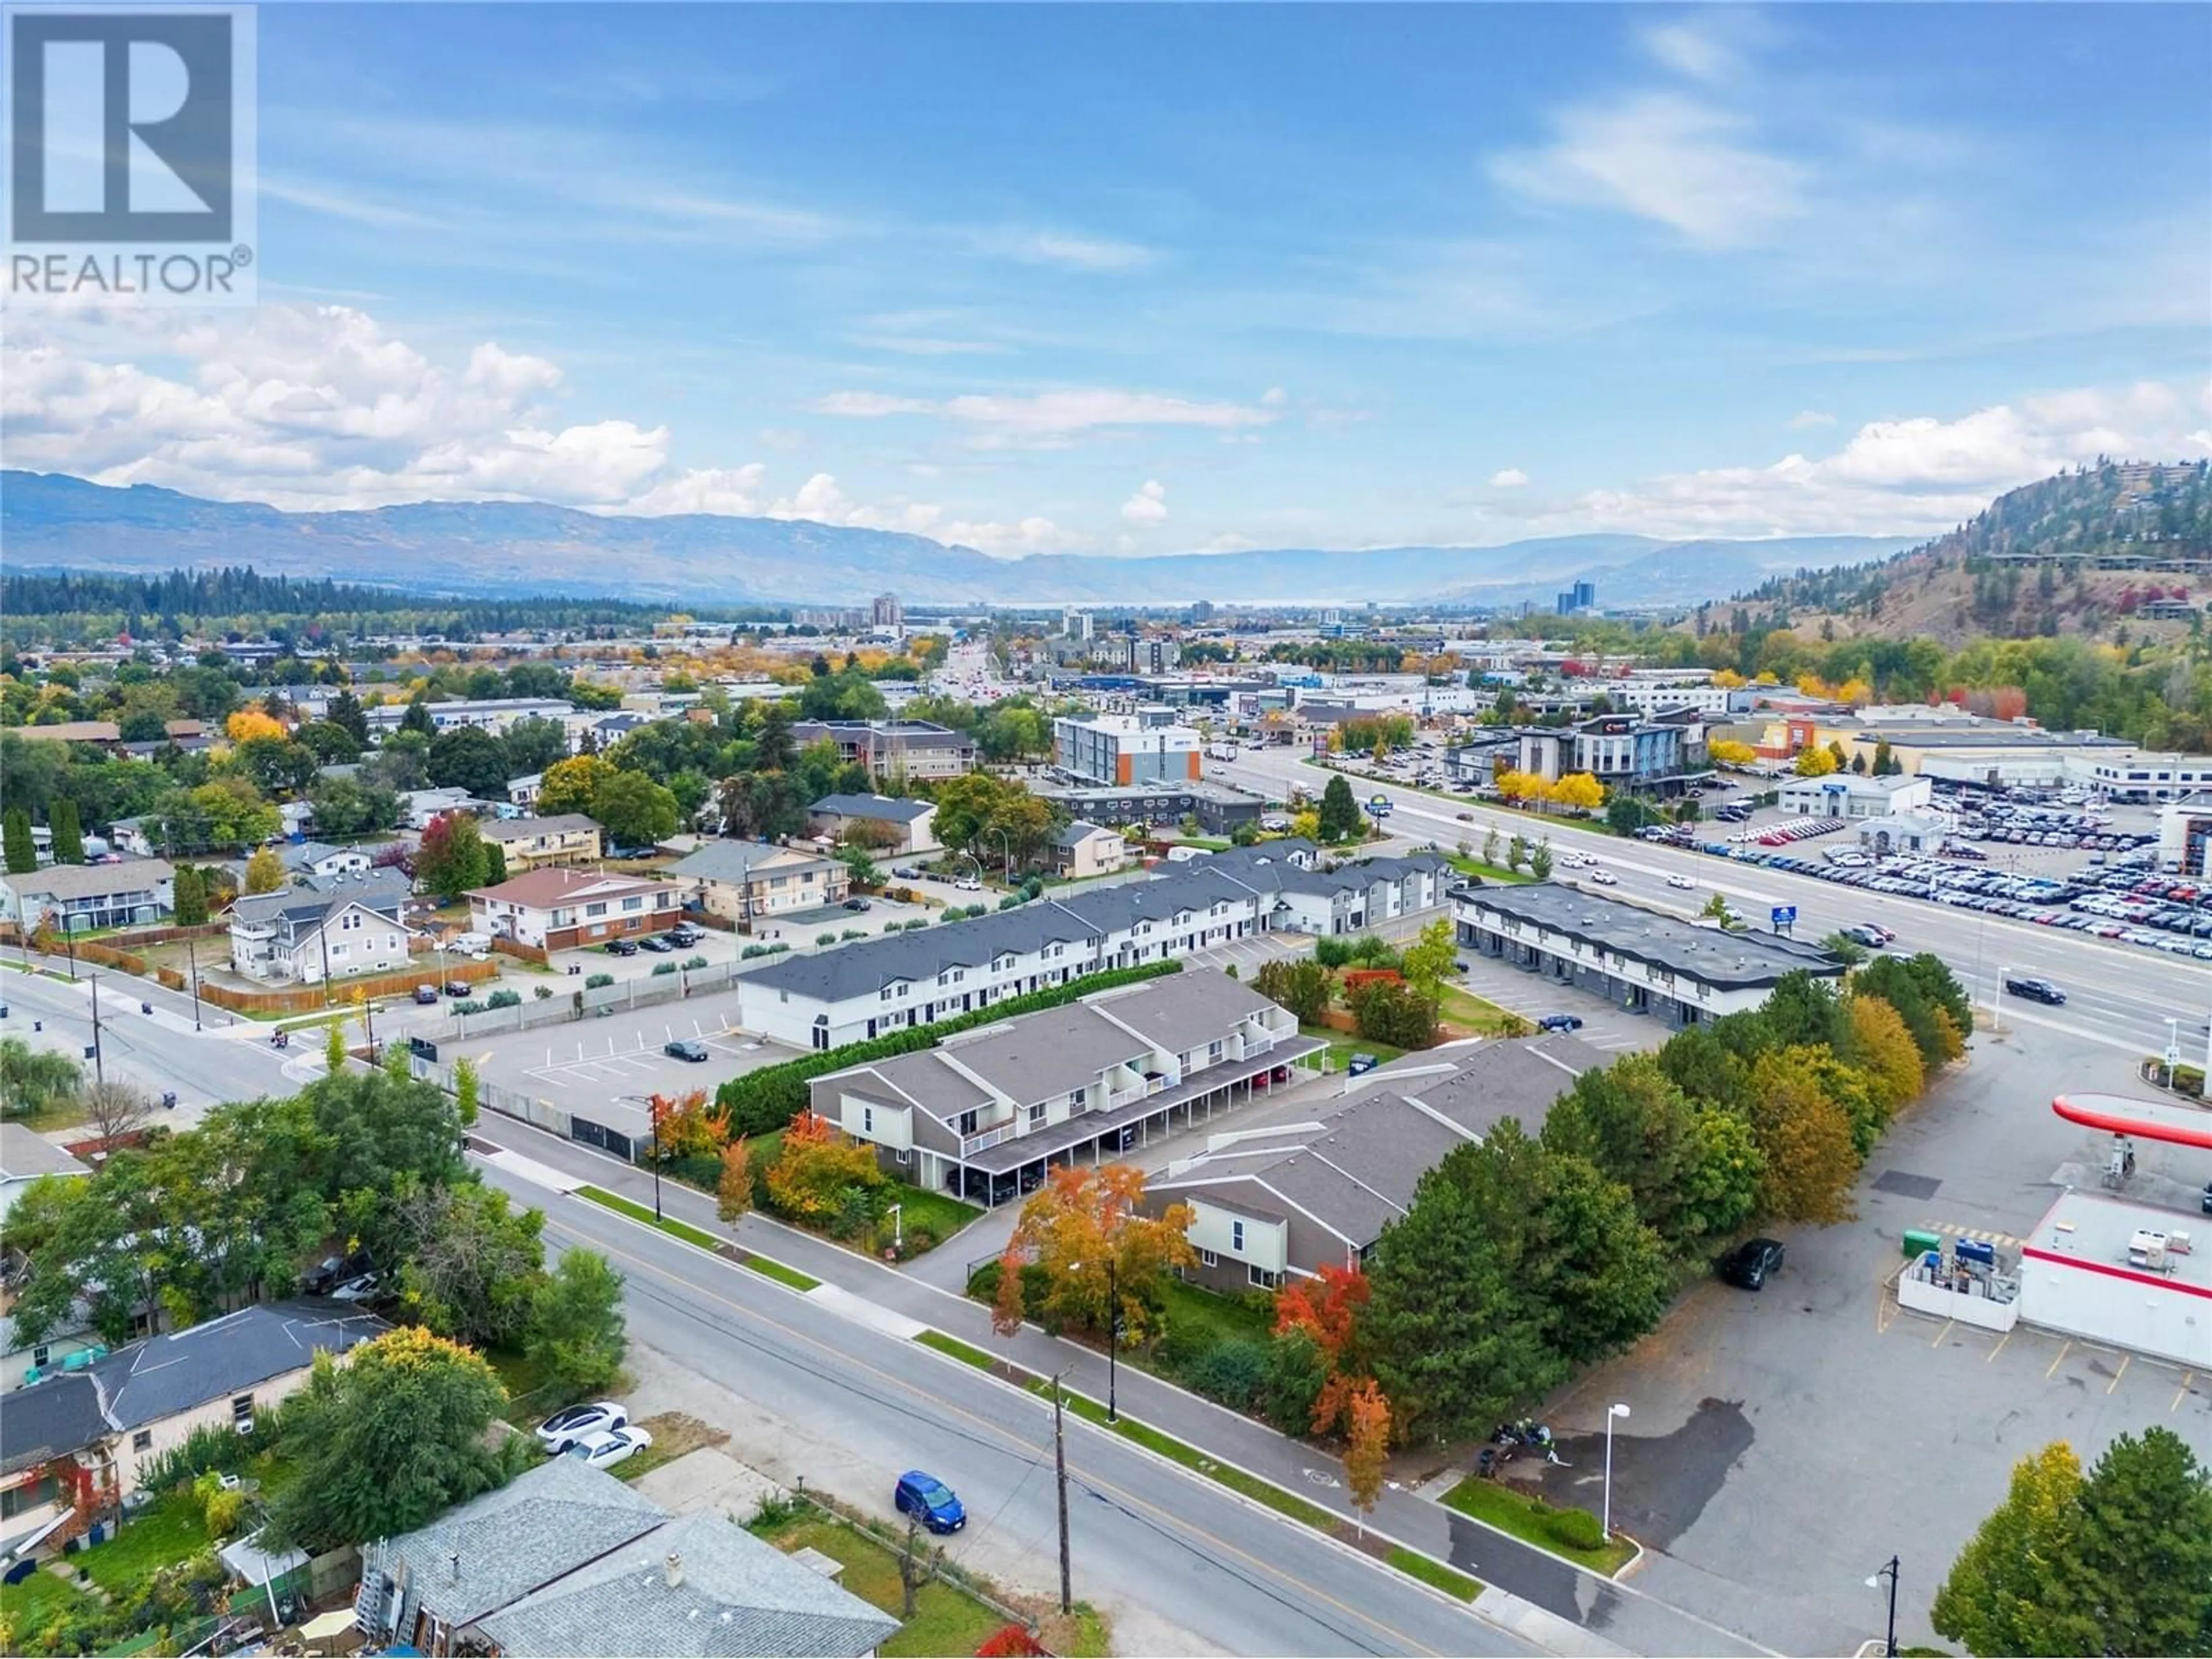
[[0, 470, 1919, 608]]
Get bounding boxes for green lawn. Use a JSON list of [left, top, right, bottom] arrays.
[[574, 1184, 819, 1289], [753, 1516, 1002, 1657], [75, 1497, 211, 1594], [1155, 1277, 1272, 1347], [1388, 1546, 1483, 1600], [1435, 984, 1530, 1037], [1444, 854, 1536, 885], [1298, 1022, 1409, 1073], [1440, 1477, 1636, 1576], [883, 1182, 981, 1248], [489, 1344, 577, 1418], [1, 1567, 86, 1637]]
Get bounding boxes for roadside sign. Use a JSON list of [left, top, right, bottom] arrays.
[[1771, 904, 1797, 929]]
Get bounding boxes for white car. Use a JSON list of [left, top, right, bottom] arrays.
[[536, 1402, 628, 1455], [1666, 873, 1696, 890], [954, 877, 982, 892], [564, 1426, 653, 1471], [1587, 869, 1618, 886]]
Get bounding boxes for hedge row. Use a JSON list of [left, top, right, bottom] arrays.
[[715, 959, 1183, 1137]]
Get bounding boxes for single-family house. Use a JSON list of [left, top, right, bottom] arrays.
[[1145, 1035, 1599, 1289], [466, 868, 681, 951], [507, 772, 544, 810], [806, 794, 939, 857], [480, 814, 604, 872], [281, 840, 374, 881], [0, 859, 175, 934], [1050, 820, 1126, 880], [0, 1302, 387, 1557], [0, 1123, 91, 1224], [353, 1457, 895, 1658], [228, 869, 412, 984], [399, 787, 483, 830], [665, 842, 847, 923]]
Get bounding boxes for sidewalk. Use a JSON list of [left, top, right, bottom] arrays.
[[477, 1111, 1769, 1658]]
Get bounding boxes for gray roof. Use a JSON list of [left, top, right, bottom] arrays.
[[0, 1373, 109, 1476], [381, 1455, 667, 1627], [809, 793, 932, 823], [1052, 820, 1114, 849], [481, 813, 600, 843], [1087, 971, 1282, 1057], [281, 840, 347, 868], [229, 868, 411, 931], [88, 1301, 389, 1431], [476, 1508, 897, 1658], [941, 1004, 1152, 1104], [1458, 881, 1844, 990], [1, 1122, 93, 1183], [830, 1056, 997, 1122], [668, 841, 838, 884], [3, 858, 173, 900], [1365, 1033, 1603, 1141]]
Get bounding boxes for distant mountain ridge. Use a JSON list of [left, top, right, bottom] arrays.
[[0, 469, 1917, 607]]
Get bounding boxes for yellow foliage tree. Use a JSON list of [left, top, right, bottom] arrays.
[[1836, 677, 1873, 707], [1547, 771, 1606, 812], [1342, 1380, 1392, 1537], [1711, 668, 1747, 688], [762, 1112, 883, 1223], [1494, 768, 1546, 804], [1007, 1164, 1195, 1343], [243, 845, 285, 894], [225, 709, 287, 744], [1847, 994, 1925, 1115], [1707, 738, 1759, 767], [1793, 744, 1839, 778], [537, 754, 615, 817], [716, 1140, 752, 1222], [1745, 1046, 1861, 1224]]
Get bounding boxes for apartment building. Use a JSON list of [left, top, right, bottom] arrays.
[[363, 696, 575, 738], [809, 970, 1317, 1206], [0, 859, 175, 934], [480, 813, 604, 871], [740, 841, 1449, 1050], [665, 840, 847, 921], [789, 719, 978, 782], [466, 868, 681, 951], [1054, 713, 1204, 786]]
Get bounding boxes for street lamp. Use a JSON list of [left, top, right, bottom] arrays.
[[618, 1093, 665, 1221], [1071, 1255, 1119, 1422], [1866, 1555, 1900, 1658], [1602, 1402, 1630, 1539]]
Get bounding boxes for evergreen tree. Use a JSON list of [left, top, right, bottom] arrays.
[[399, 691, 435, 738], [172, 865, 208, 927], [1316, 775, 1362, 843], [2, 808, 35, 875], [47, 797, 84, 864]]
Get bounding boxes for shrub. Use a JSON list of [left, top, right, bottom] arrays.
[[682, 955, 709, 969], [1263, 1330, 1329, 1436], [584, 972, 614, 989], [533, 984, 553, 1000], [1545, 1506, 1607, 1551], [741, 944, 769, 959], [1179, 1337, 1272, 1412], [651, 961, 677, 976], [454, 1000, 486, 1016], [839, 929, 866, 941], [903, 918, 929, 931], [883, 922, 902, 934], [142, 1421, 265, 1494], [815, 933, 838, 947], [484, 988, 521, 1009], [2171, 1063, 2205, 1099]]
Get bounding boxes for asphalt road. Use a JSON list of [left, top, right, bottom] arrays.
[[1218, 747, 2212, 1063], [477, 1156, 1544, 1659]]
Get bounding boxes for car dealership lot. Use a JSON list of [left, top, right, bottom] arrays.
[[1513, 1021, 2210, 1657]]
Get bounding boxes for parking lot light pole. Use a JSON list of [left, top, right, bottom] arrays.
[[1865, 1555, 1900, 1658], [1602, 1402, 1630, 1538]]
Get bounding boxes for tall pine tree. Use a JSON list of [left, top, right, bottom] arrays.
[[48, 798, 84, 864]]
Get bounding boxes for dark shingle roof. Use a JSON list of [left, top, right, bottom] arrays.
[[88, 1301, 388, 1431], [809, 793, 931, 823], [0, 1373, 109, 1475]]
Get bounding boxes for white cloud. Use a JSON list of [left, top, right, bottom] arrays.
[[627, 463, 767, 516], [1120, 480, 1169, 524], [1260, 387, 1288, 407], [1536, 380, 2212, 538], [1639, 14, 1760, 84], [810, 391, 933, 417], [1489, 467, 1530, 488], [811, 385, 1278, 448], [1787, 410, 1836, 429], [1010, 233, 1153, 271], [1488, 93, 1807, 247]]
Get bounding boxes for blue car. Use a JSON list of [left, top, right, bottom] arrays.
[[894, 1471, 966, 1533]]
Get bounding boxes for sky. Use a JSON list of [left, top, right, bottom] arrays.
[[7, 2, 2211, 558]]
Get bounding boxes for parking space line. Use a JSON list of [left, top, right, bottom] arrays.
[[2046, 1339, 2073, 1379], [2107, 1354, 2131, 1394], [2175, 1372, 2195, 1412], [1985, 1330, 2012, 1363], [1929, 1317, 1955, 1349]]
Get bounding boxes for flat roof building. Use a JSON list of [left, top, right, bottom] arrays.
[[1054, 712, 1205, 787]]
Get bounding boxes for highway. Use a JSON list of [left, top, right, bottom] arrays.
[[477, 1157, 1548, 1659], [1217, 746, 2212, 1063]]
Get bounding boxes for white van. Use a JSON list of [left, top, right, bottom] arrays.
[[452, 931, 493, 957]]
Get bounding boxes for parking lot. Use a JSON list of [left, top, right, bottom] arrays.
[[1505, 1017, 2211, 1657]]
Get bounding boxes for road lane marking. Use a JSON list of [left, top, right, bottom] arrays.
[[524, 1183, 1472, 1659], [2046, 1340, 2073, 1379], [2175, 1372, 2195, 1412], [2107, 1354, 2131, 1394]]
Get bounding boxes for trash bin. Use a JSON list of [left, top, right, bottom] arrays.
[[1902, 1228, 1942, 1261]]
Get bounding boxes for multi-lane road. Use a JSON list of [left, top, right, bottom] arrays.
[[1215, 745, 2212, 1065]]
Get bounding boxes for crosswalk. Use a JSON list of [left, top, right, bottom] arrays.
[[1921, 1219, 2026, 1250]]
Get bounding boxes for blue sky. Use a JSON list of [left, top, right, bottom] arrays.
[[12, 3, 2210, 555]]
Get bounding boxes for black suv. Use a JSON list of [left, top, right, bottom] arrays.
[[2003, 976, 2066, 1005], [1719, 1237, 1785, 1291]]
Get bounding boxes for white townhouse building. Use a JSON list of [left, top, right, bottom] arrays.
[[737, 840, 1449, 1051], [808, 969, 1320, 1206]]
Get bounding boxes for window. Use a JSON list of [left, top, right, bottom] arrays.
[[1199, 1248, 1218, 1267], [132, 1430, 153, 1453], [231, 1393, 255, 1425], [957, 1109, 979, 1135], [1028, 1102, 1046, 1127], [1248, 1265, 1281, 1290], [585, 902, 607, 918], [862, 1105, 874, 1134], [622, 895, 643, 911], [31, 1344, 50, 1368], [1230, 1219, 1245, 1251], [1071, 1086, 1085, 1105]]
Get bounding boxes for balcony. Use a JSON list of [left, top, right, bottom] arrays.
[[960, 1123, 1017, 1158]]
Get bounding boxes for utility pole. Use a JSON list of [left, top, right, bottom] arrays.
[[183, 929, 203, 1030], [88, 971, 104, 1085], [1053, 1373, 1072, 1616]]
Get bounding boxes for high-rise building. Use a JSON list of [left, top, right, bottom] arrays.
[[871, 593, 903, 629], [1063, 608, 1094, 641], [1555, 579, 1596, 615]]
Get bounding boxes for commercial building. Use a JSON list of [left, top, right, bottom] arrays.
[[664, 840, 847, 922], [363, 696, 575, 739], [467, 867, 681, 951], [871, 592, 904, 630], [789, 718, 978, 783], [0, 859, 175, 934], [1744, 707, 2137, 788], [810, 969, 1319, 1206], [1054, 712, 1205, 786], [1516, 714, 1691, 789], [2078, 752, 2212, 804], [480, 813, 604, 872], [1777, 772, 1934, 820], [1147, 1035, 1599, 1290], [741, 841, 1449, 1050], [1454, 881, 1845, 1026], [1599, 683, 1756, 718], [1031, 779, 1268, 836], [2158, 792, 2212, 876], [229, 869, 413, 985], [2017, 1187, 2207, 1368], [1857, 811, 1950, 857], [806, 793, 939, 856]]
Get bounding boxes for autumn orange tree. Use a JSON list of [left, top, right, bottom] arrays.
[[646, 1089, 728, 1163], [1007, 1164, 1194, 1340], [716, 1139, 752, 1222], [763, 1111, 885, 1229], [1273, 1262, 1374, 1435], [1342, 1381, 1392, 1537]]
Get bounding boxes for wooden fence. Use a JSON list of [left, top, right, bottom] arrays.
[[191, 959, 498, 1015], [490, 935, 550, 967]]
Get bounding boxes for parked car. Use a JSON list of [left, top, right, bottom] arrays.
[[564, 1426, 653, 1471], [329, 1272, 384, 1304], [1536, 1013, 1584, 1032], [302, 1249, 373, 1296], [605, 938, 639, 956], [892, 866, 921, 880], [444, 981, 472, 997], [639, 935, 676, 953], [668, 925, 703, 945], [1719, 1237, 1786, 1290], [1344, 1052, 1380, 1077], [2003, 976, 2067, 1005], [954, 877, 983, 892], [893, 1471, 967, 1534], [664, 1039, 710, 1063], [843, 897, 872, 911], [536, 1402, 628, 1454], [413, 984, 440, 1004]]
